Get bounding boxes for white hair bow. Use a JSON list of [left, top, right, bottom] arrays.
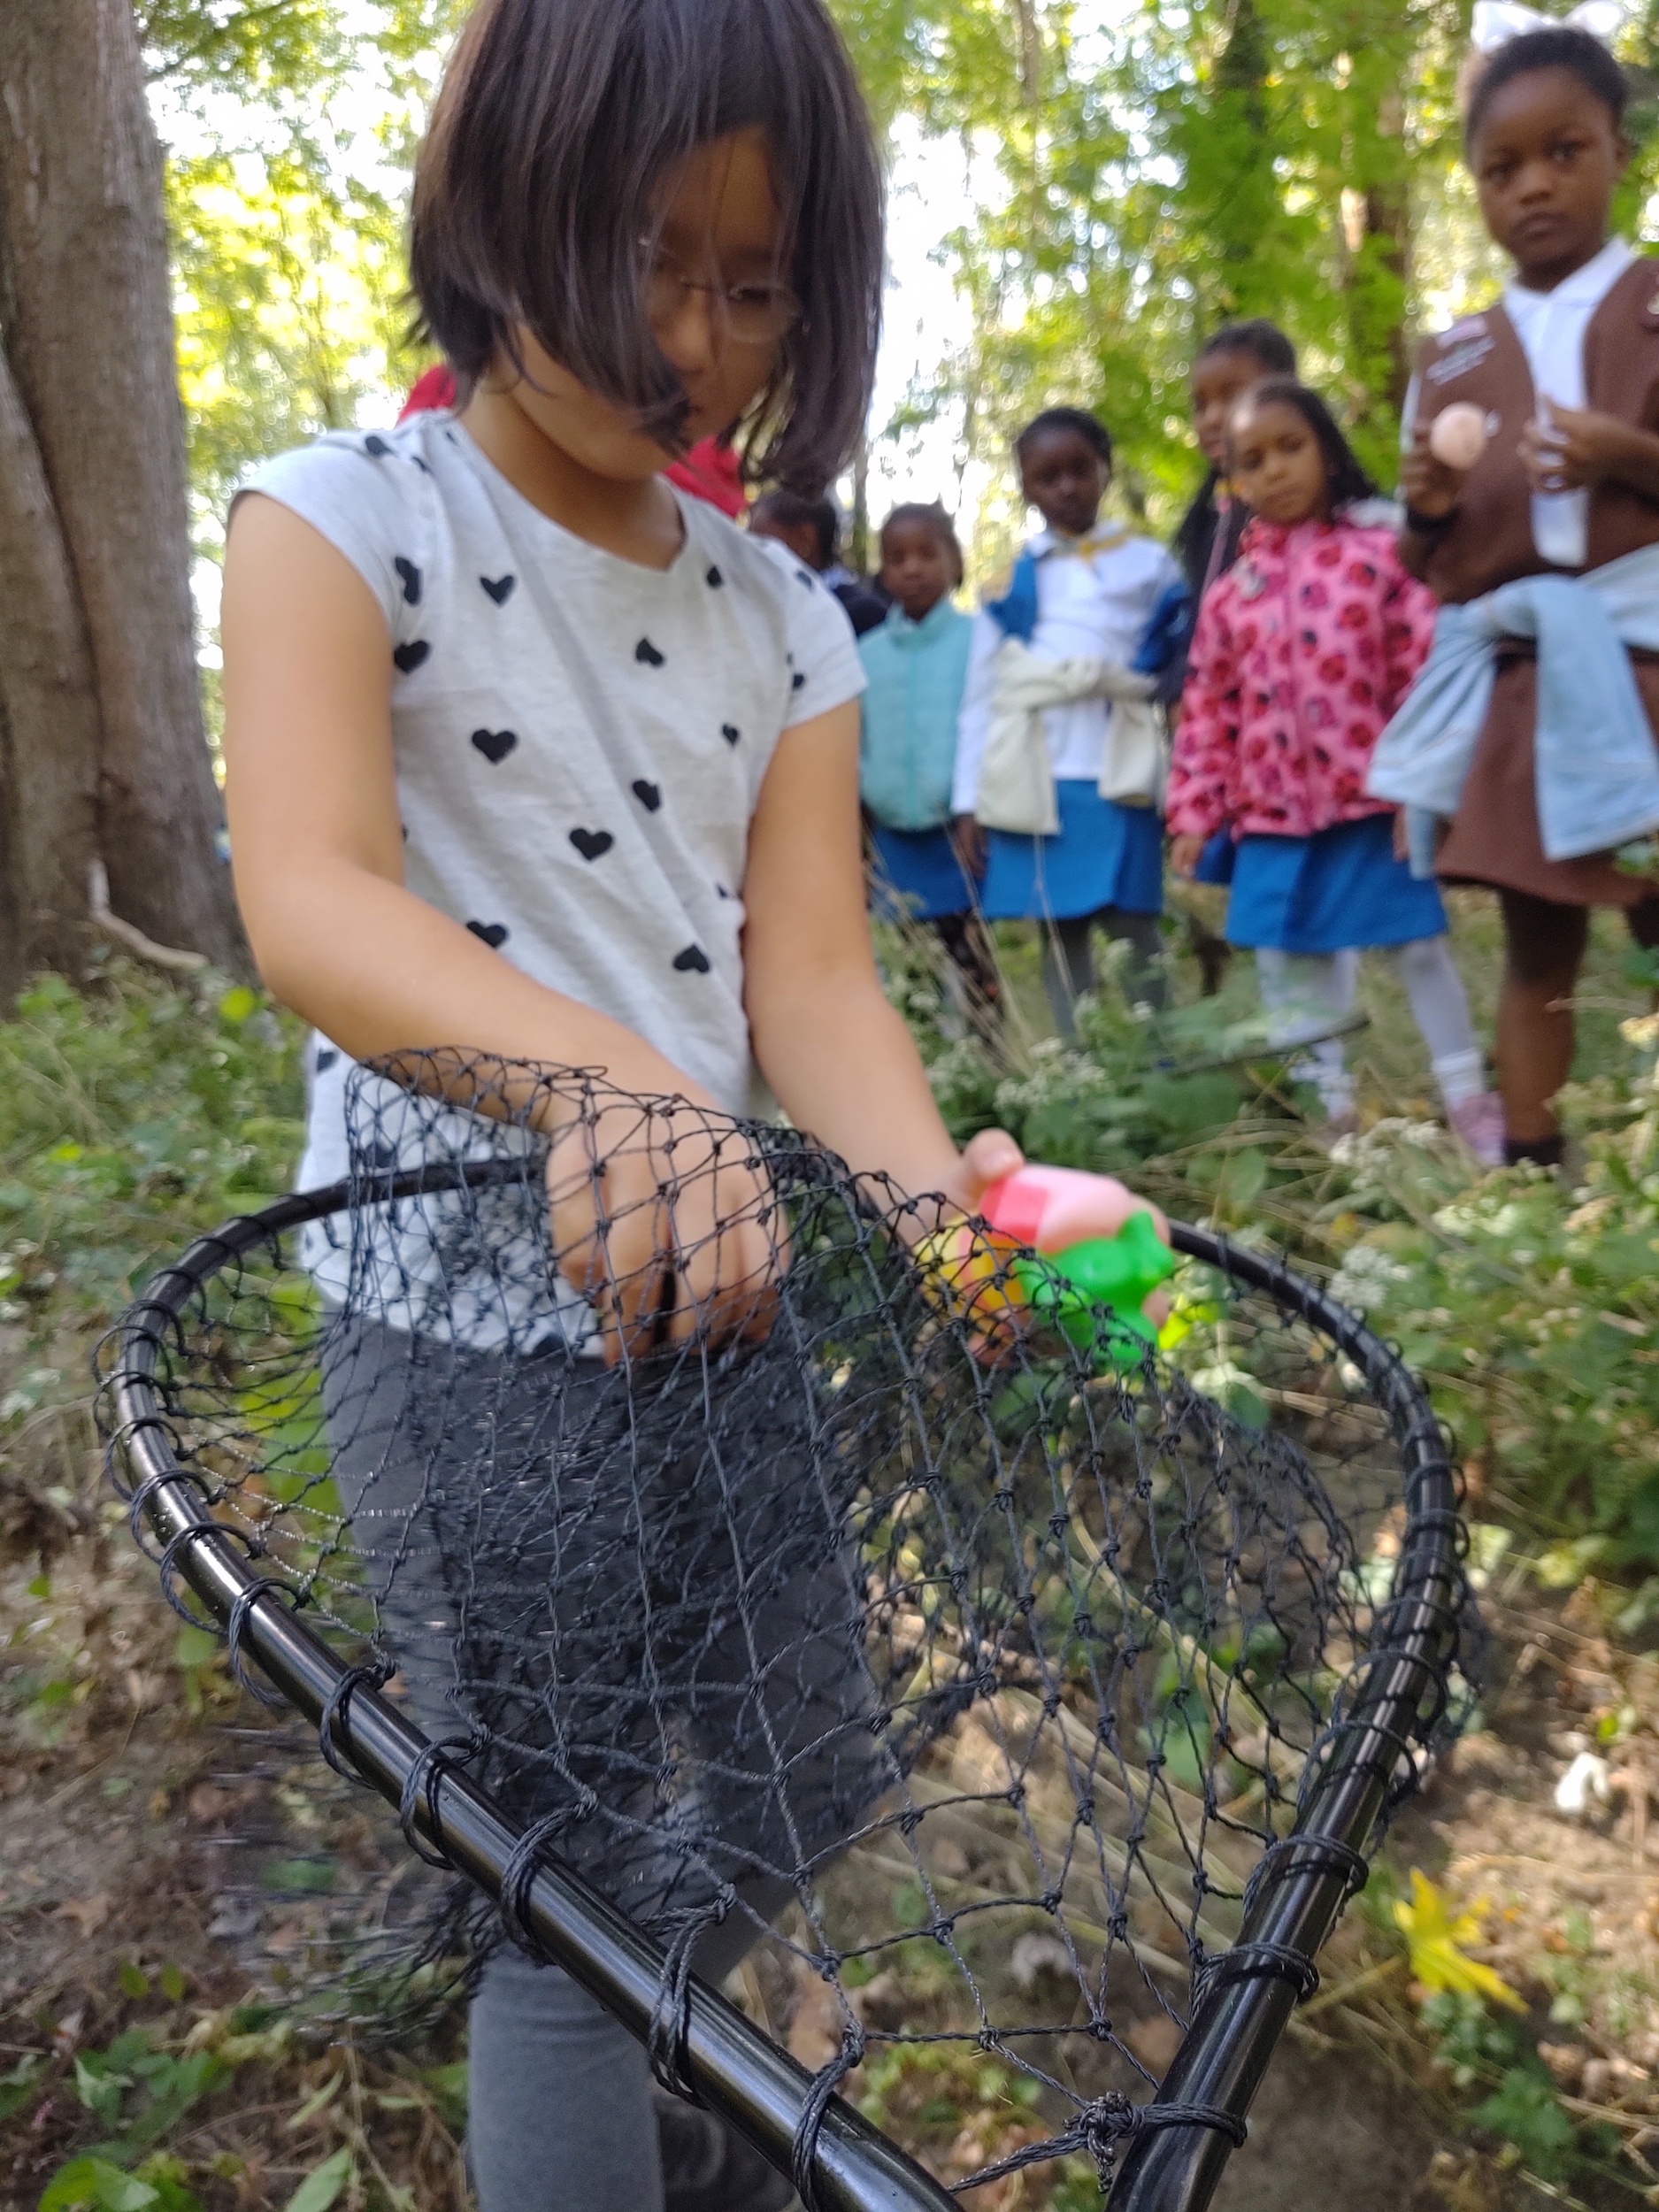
[[1471, 0, 1628, 52]]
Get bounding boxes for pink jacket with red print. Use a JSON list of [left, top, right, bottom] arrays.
[[1165, 517, 1437, 843]]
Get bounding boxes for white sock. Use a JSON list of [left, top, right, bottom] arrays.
[[1431, 1048, 1486, 1110]]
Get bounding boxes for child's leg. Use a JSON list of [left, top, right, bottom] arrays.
[[1495, 889, 1589, 1164], [1256, 947, 1356, 1118], [933, 911, 1001, 1029], [1391, 935, 1485, 1106], [469, 1952, 663, 2212], [1040, 914, 1096, 1038]]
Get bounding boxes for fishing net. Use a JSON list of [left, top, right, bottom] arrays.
[[100, 1056, 1471, 2210]]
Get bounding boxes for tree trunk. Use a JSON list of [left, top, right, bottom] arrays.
[[0, 345, 101, 995], [0, 0, 244, 978]]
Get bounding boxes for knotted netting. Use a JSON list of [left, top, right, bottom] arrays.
[[101, 1056, 1470, 2205]]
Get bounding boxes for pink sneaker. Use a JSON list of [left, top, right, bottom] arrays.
[[1449, 1090, 1506, 1167]]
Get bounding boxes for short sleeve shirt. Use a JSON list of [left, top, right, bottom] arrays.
[[242, 412, 863, 1331]]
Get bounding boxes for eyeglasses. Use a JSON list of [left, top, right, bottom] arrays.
[[640, 247, 801, 347]]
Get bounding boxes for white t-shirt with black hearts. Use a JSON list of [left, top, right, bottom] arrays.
[[241, 411, 864, 1336]]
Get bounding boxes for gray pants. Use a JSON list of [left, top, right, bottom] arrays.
[[1041, 906, 1166, 1036], [323, 1319, 880, 2212]]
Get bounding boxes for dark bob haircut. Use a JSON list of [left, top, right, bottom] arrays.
[[879, 501, 964, 583], [1015, 405, 1113, 468], [410, 0, 885, 495], [1232, 378, 1378, 511], [1465, 25, 1630, 148], [1196, 319, 1297, 377]]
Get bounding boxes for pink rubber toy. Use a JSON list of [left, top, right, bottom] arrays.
[[979, 1165, 1162, 1253]]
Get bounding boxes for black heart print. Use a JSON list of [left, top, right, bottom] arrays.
[[362, 1140, 398, 1175], [632, 780, 662, 812], [481, 574, 517, 606], [716, 884, 731, 901], [570, 828, 614, 862], [471, 727, 518, 765], [795, 570, 814, 590], [393, 641, 430, 675], [395, 557, 422, 605], [706, 565, 724, 588], [791, 671, 806, 692], [365, 434, 392, 459], [412, 456, 432, 475], [634, 638, 665, 667], [314, 1047, 340, 1073], [672, 945, 711, 974], [467, 920, 510, 949], [721, 724, 741, 746]]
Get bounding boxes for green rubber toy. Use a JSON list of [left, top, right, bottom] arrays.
[[1010, 1210, 1177, 1362]]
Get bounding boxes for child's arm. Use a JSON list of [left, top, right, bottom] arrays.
[[221, 496, 778, 1356], [744, 700, 1018, 1214], [1164, 594, 1239, 874]]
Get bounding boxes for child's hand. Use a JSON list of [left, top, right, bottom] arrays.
[[1522, 400, 1640, 494], [545, 1091, 783, 1363], [951, 814, 987, 879], [1170, 833, 1206, 879], [940, 1127, 1025, 1220], [1400, 426, 1464, 521]]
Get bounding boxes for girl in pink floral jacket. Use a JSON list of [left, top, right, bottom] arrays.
[[1167, 379, 1502, 1156]]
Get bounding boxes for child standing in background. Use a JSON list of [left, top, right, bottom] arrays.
[[1375, 17, 1659, 1169], [953, 407, 1184, 1035], [1170, 380, 1504, 1156], [749, 488, 887, 634], [1174, 320, 1299, 602], [859, 503, 997, 1018]]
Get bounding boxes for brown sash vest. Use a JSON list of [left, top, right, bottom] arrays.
[[1411, 253, 1659, 905]]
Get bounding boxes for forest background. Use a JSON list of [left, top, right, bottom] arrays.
[[150, 0, 1659, 586]]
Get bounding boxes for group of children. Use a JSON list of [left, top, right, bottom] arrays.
[[856, 14, 1659, 1171], [856, 342, 1508, 1153], [219, 2, 1659, 2205]]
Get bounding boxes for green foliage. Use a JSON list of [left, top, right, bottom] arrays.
[[914, 938, 1304, 1186], [0, 963, 303, 1331], [1470, 2066, 1579, 2178], [1321, 1058, 1659, 1558]]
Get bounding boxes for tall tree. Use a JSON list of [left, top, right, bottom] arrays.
[[0, 0, 244, 988]]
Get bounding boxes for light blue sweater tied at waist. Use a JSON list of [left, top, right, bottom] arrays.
[[1368, 541, 1659, 873], [858, 597, 975, 833]]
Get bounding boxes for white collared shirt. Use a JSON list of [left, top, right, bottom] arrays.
[[1505, 234, 1636, 567], [951, 527, 1181, 813]]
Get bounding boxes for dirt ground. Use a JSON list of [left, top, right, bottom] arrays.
[[6, 1428, 1659, 2212]]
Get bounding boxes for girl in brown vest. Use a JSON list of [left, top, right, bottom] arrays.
[[1395, 19, 1659, 1167]]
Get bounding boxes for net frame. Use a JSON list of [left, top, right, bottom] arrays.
[[98, 1151, 1464, 2212]]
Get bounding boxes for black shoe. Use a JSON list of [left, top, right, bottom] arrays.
[[655, 2090, 797, 2212]]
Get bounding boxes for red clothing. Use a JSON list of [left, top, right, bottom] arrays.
[[1166, 517, 1436, 842], [396, 366, 746, 518]]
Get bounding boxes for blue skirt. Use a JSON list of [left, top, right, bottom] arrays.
[[981, 780, 1164, 922], [1225, 813, 1448, 954], [869, 825, 973, 923]]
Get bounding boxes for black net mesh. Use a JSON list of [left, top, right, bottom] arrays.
[[104, 1058, 1470, 2199]]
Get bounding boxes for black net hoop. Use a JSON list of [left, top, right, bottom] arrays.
[[97, 1064, 1470, 2212]]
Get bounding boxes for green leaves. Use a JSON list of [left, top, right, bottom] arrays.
[[39, 2159, 162, 2212], [282, 2147, 355, 2212]]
